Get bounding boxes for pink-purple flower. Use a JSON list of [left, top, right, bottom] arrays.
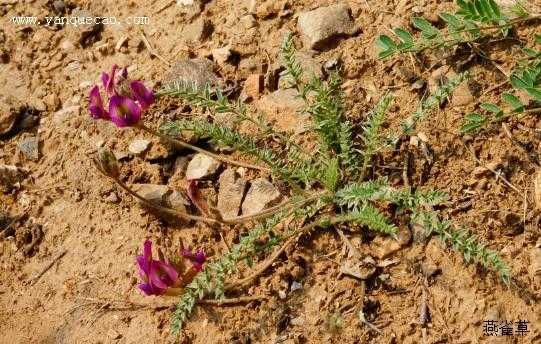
[[88, 64, 154, 128], [136, 240, 179, 296], [181, 248, 207, 272]]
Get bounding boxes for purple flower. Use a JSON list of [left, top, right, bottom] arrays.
[[136, 240, 179, 296], [130, 81, 154, 110], [182, 248, 207, 272], [88, 85, 109, 120], [102, 64, 119, 96], [109, 95, 142, 128], [89, 65, 154, 128]]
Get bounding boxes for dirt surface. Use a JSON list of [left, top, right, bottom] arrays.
[[1, 0, 540, 343]]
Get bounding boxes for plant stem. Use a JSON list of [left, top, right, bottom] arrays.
[[136, 123, 271, 172], [94, 160, 221, 224]]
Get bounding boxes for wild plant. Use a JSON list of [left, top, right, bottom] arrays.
[[375, 0, 541, 133], [462, 40, 541, 132], [376, 0, 539, 58], [89, 33, 511, 336]]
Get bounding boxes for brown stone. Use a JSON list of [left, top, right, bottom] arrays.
[[242, 74, 263, 100]]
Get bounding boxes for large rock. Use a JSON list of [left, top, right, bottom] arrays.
[[185, 153, 221, 180], [255, 89, 309, 133], [297, 4, 358, 50], [241, 178, 281, 216], [217, 169, 247, 219], [166, 190, 189, 212], [163, 58, 220, 90]]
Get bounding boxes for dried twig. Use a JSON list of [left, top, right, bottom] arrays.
[[140, 31, 171, 67], [358, 310, 383, 335], [30, 249, 67, 285], [463, 142, 521, 194], [74, 295, 267, 313]]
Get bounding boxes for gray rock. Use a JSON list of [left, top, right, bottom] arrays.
[[128, 139, 150, 155], [17, 136, 40, 161], [131, 184, 170, 204], [52, 0, 66, 13], [241, 178, 281, 216], [163, 58, 220, 90], [186, 153, 221, 180], [180, 17, 213, 44], [0, 165, 27, 192], [297, 3, 358, 50], [166, 190, 189, 211], [255, 89, 308, 133], [104, 192, 120, 204], [217, 169, 247, 219], [340, 260, 376, 280], [290, 281, 302, 291]]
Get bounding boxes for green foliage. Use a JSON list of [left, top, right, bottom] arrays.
[[402, 72, 468, 134], [335, 179, 448, 211], [509, 56, 541, 102], [456, 0, 508, 28], [360, 93, 393, 177], [376, 0, 521, 58], [461, 54, 540, 133], [412, 210, 510, 285], [281, 32, 306, 96], [338, 204, 398, 235], [304, 73, 348, 156], [161, 119, 320, 187], [171, 211, 287, 333], [160, 33, 511, 335]]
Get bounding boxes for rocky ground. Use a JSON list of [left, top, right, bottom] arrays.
[[1, 0, 540, 343]]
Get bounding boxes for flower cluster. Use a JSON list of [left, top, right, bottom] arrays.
[[89, 65, 154, 127], [136, 240, 206, 296], [136, 240, 180, 296]]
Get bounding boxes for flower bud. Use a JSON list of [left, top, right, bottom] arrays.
[[97, 147, 119, 178]]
